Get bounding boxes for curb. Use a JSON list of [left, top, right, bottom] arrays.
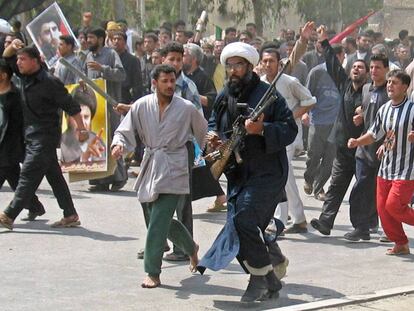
[[271, 285, 414, 311]]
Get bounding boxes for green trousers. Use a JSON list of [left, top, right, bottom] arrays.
[[142, 194, 195, 276]]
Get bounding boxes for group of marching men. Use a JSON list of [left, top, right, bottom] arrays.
[[1, 13, 414, 302]]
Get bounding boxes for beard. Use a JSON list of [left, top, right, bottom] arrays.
[[228, 70, 253, 97], [228, 78, 243, 96], [352, 74, 366, 84], [88, 43, 99, 52], [182, 63, 191, 74]]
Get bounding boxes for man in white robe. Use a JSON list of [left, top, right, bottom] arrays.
[[112, 64, 207, 288]]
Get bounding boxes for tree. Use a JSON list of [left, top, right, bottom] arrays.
[[216, 0, 290, 36], [0, 0, 47, 19], [111, 0, 126, 21], [296, 0, 383, 31]]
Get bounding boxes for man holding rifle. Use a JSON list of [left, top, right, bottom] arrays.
[[198, 42, 297, 302]]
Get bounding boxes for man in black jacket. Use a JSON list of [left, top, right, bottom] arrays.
[[0, 59, 44, 221], [310, 26, 370, 240], [0, 42, 88, 230], [353, 53, 390, 239], [183, 43, 217, 119], [113, 31, 143, 103]]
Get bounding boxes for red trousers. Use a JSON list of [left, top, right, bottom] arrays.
[[376, 177, 414, 245]]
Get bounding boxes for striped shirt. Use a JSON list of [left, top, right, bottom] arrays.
[[368, 97, 414, 180]]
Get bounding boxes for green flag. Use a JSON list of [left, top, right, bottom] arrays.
[[215, 25, 222, 40]]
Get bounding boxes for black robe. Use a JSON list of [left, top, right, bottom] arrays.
[[198, 75, 297, 273]]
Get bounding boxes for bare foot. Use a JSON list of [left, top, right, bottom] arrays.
[[216, 195, 227, 205], [386, 243, 410, 255], [189, 243, 199, 273], [141, 275, 161, 288]]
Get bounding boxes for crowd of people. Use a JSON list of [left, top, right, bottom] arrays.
[[1, 9, 414, 303]]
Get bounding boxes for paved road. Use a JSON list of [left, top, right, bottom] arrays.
[[1, 155, 414, 310], [322, 293, 414, 311]]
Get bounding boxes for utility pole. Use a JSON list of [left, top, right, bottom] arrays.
[[135, 0, 145, 35], [112, 0, 126, 21], [138, 0, 146, 32]]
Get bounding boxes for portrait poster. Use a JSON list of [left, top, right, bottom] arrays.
[[26, 2, 78, 68], [60, 79, 108, 175]]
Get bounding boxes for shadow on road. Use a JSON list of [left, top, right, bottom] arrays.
[[6, 221, 137, 242], [161, 272, 344, 311], [0, 186, 90, 199], [281, 231, 391, 251], [162, 274, 245, 300], [212, 282, 344, 310], [78, 189, 138, 198]]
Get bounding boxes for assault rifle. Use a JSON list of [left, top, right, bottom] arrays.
[[206, 60, 290, 180]]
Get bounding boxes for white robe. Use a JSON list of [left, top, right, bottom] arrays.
[[112, 93, 207, 202]]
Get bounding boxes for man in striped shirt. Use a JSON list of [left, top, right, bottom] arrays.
[[348, 70, 414, 255]]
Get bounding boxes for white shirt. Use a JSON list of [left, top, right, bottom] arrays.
[[357, 51, 367, 60], [261, 73, 316, 148], [261, 73, 316, 121]]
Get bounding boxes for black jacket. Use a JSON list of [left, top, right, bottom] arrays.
[[186, 67, 217, 120], [5, 56, 81, 147], [321, 39, 364, 148], [119, 50, 143, 103], [355, 82, 389, 167], [0, 84, 25, 167]]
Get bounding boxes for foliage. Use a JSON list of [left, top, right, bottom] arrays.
[[9, 0, 384, 38], [216, 0, 291, 35], [0, 0, 47, 19], [144, 0, 179, 31], [28, 0, 145, 32], [296, 0, 383, 30]]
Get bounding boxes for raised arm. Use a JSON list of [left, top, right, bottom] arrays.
[[286, 21, 314, 75], [317, 25, 348, 89]]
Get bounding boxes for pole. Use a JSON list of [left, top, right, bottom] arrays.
[[179, 0, 188, 25]]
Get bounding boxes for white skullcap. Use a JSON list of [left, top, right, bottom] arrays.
[[220, 42, 259, 66], [0, 19, 11, 34]]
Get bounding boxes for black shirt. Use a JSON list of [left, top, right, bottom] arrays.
[[6, 57, 81, 147], [331, 81, 363, 147], [200, 54, 217, 79], [321, 39, 364, 147], [118, 50, 143, 103], [355, 82, 389, 167], [0, 84, 24, 167], [186, 67, 217, 120]]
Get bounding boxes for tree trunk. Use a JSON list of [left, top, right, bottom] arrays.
[[136, 0, 145, 32], [180, 0, 188, 25], [111, 0, 125, 21], [82, 0, 92, 11], [251, 0, 263, 36]]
